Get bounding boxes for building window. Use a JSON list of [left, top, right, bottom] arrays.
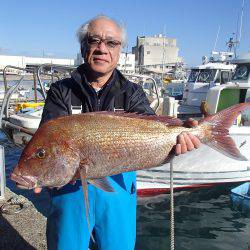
[[147, 51, 150, 54]]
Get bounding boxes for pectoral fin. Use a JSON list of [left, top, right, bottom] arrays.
[[88, 178, 114, 192], [79, 167, 95, 243]]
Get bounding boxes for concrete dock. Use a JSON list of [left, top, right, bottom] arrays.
[[0, 187, 47, 250]]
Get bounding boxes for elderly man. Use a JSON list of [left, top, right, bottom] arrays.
[[35, 15, 200, 250]]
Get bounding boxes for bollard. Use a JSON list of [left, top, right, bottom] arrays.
[[0, 146, 5, 200], [163, 96, 179, 117]]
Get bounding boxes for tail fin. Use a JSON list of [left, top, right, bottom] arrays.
[[199, 103, 250, 161]]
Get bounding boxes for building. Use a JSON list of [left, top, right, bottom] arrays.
[[117, 53, 135, 73], [75, 52, 135, 73], [0, 55, 74, 73], [132, 34, 183, 74]]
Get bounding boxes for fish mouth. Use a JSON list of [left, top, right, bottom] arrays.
[[10, 173, 37, 189]]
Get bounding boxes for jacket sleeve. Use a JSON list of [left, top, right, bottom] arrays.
[[40, 82, 69, 126], [127, 84, 156, 115]]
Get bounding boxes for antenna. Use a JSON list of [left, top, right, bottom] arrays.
[[233, 0, 245, 57], [213, 25, 221, 51], [238, 0, 245, 44]]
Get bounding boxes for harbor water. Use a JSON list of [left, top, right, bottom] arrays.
[[1, 131, 250, 250]]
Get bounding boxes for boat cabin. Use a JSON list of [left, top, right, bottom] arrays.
[[206, 52, 250, 124], [182, 62, 236, 107]]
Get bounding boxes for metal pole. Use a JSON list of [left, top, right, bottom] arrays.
[[0, 146, 5, 200], [33, 71, 38, 102]]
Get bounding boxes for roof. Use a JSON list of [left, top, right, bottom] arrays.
[[192, 62, 236, 70], [231, 52, 250, 64]]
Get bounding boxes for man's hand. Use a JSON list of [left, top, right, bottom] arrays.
[[175, 118, 201, 155], [34, 187, 42, 193]]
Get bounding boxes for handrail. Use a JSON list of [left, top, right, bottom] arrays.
[[3, 65, 46, 101], [3, 65, 36, 92], [123, 73, 160, 112], [37, 64, 76, 99], [0, 76, 25, 128], [0, 146, 5, 200]]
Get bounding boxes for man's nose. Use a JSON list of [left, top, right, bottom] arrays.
[[97, 41, 109, 53]]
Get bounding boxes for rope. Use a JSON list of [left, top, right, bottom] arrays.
[[170, 158, 175, 250], [0, 195, 32, 215]]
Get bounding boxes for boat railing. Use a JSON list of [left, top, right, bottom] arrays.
[[0, 65, 45, 131], [37, 64, 76, 99], [0, 75, 25, 123], [0, 145, 5, 200], [2, 65, 44, 102], [123, 73, 160, 112]]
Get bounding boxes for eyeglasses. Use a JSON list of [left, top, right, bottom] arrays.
[[87, 35, 122, 49]]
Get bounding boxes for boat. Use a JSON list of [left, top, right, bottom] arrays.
[[0, 64, 74, 145], [231, 182, 250, 214], [178, 51, 236, 118], [137, 52, 250, 196]]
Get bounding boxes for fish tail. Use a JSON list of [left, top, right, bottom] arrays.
[[199, 103, 250, 161]]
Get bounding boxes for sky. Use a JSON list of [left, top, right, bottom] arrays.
[[0, 0, 249, 66]]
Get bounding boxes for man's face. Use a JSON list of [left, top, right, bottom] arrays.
[[83, 18, 122, 76]]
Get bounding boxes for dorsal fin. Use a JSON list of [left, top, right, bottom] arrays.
[[86, 111, 183, 126]]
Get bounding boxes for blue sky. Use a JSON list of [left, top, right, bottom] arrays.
[[0, 0, 249, 66]]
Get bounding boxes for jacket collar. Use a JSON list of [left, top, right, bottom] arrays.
[[71, 63, 127, 94], [70, 64, 128, 111]]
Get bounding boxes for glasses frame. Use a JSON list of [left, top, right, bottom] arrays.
[[86, 35, 122, 50]]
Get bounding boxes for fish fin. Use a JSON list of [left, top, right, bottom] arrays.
[[88, 111, 183, 126], [200, 103, 250, 161], [79, 167, 95, 243], [88, 178, 114, 192]]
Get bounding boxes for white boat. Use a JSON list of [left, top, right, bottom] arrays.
[[137, 52, 250, 196], [179, 51, 236, 118]]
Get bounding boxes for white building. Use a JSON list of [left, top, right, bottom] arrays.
[[132, 34, 183, 74], [75, 52, 135, 73], [117, 53, 135, 73], [0, 55, 74, 72]]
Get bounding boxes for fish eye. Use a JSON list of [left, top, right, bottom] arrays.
[[36, 148, 46, 159]]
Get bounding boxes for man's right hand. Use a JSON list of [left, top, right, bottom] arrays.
[[34, 187, 42, 193]]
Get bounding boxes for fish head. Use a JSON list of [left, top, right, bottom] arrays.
[[11, 121, 80, 189]]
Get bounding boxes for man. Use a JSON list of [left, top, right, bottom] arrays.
[[35, 15, 200, 250]]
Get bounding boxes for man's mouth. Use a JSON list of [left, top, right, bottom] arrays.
[[93, 58, 108, 63]]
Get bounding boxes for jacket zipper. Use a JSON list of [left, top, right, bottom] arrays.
[[97, 98, 101, 111]]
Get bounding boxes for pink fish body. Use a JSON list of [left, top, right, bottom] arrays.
[[11, 103, 250, 190]]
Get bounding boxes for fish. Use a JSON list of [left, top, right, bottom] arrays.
[[10, 103, 250, 236], [11, 102, 250, 189]]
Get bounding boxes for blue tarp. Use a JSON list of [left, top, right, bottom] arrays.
[[231, 182, 250, 215]]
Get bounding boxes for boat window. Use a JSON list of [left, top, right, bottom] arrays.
[[232, 64, 250, 81], [197, 69, 216, 82], [221, 71, 230, 84], [188, 69, 199, 82], [188, 69, 216, 83]]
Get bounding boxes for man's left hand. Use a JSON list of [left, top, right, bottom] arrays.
[[175, 119, 201, 155]]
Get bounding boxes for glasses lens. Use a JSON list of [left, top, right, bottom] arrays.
[[106, 40, 121, 48], [87, 36, 121, 49], [88, 37, 100, 45]]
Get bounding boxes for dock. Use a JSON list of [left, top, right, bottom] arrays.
[[0, 187, 47, 250]]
